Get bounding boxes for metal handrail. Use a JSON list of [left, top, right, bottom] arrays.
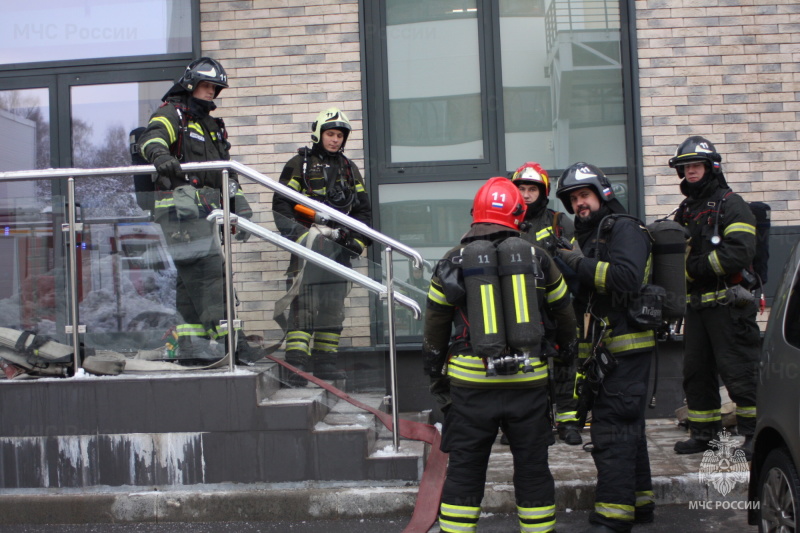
[[211, 211, 421, 318], [0, 162, 427, 270], [0, 163, 423, 450]]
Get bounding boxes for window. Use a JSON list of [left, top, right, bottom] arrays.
[[2, 1, 192, 66]]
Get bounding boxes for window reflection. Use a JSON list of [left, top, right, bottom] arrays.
[[1, 1, 192, 65], [500, 0, 626, 171], [386, 0, 484, 163], [71, 80, 171, 217]]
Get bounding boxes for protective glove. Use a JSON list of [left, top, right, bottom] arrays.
[[556, 246, 583, 272], [234, 228, 251, 242], [152, 153, 183, 181], [342, 237, 365, 258]]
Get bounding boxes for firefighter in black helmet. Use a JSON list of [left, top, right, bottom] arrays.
[[137, 57, 260, 364], [424, 177, 576, 533], [669, 136, 758, 460], [554, 163, 655, 532], [272, 107, 372, 386], [511, 162, 582, 446]]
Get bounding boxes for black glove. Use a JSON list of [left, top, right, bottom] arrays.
[[343, 237, 364, 258], [234, 228, 251, 242], [556, 246, 583, 272], [152, 153, 183, 181], [429, 375, 451, 408]]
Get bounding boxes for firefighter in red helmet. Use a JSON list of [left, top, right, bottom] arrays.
[[423, 177, 576, 533]]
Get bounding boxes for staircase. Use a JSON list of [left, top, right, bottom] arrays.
[[0, 361, 430, 489]]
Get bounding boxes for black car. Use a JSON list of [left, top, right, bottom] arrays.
[[749, 239, 800, 531]]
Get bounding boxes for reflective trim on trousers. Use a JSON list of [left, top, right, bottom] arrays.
[[595, 502, 635, 522], [687, 409, 722, 423], [439, 503, 480, 533]]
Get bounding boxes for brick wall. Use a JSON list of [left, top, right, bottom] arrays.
[[636, 0, 800, 224], [199, 0, 372, 347]]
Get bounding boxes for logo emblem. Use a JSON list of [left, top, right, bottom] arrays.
[[698, 430, 749, 496], [197, 67, 217, 78], [575, 166, 597, 180]]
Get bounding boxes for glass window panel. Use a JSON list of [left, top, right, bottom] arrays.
[[1, 0, 192, 66], [70, 80, 172, 218], [0, 88, 52, 221], [386, 0, 484, 163], [500, 0, 626, 172], [379, 180, 485, 336]]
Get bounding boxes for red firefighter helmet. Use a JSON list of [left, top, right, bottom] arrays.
[[471, 177, 527, 229], [511, 161, 550, 196]]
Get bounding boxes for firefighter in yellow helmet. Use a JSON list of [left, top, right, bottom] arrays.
[[511, 161, 581, 445], [423, 177, 576, 533], [272, 107, 372, 386]]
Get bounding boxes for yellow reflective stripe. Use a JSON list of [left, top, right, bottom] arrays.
[[140, 137, 170, 153], [736, 405, 757, 418], [595, 261, 609, 293], [176, 324, 205, 337], [188, 122, 204, 136], [355, 182, 366, 193], [724, 222, 756, 236], [286, 178, 302, 192], [155, 198, 175, 209], [535, 227, 552, 241], [644, 254, 653, 283], [440, 503, 481, 518], [481, 284, 498, 334], [440, 503, 480, 533], [556, 411, 578, 423], [512, 274, 529, 323], [636, 490, 655, 506], [605, 330, 655, 354], [447, 355, 548, 385], [687, 409, 722, 423], [518, 504, 556, 532], [595, 502, 635, 521], [546, 277, 568, 304], [428, 285, 450, 307], [149, 115, 177, 144], [709, 250, 725, 276]]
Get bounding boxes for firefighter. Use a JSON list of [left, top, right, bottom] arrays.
[[511, 161, 582, 446], [272, 107, 372, 386], [669, 136, 758, 459], [424, 177, 576, 533], [554, 163, 655, 532], [137, 57, 260, 364]]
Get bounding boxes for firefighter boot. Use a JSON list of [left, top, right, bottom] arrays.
[[177, 336, 222, 363], [674, 437, 712, 454], [285, 354, 310, 387], [557, 423, 583, 446], [311, 350, 347, 381]]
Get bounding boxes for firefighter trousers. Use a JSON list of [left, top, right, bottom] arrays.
[[589, 350, 654, 532], [439, 385, 555, 532], [683, 303, 759, 438]]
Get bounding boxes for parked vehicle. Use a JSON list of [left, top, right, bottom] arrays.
[[749, 238, 800, 531]]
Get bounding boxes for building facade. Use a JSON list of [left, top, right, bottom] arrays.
[[1, 0, 798, 350]]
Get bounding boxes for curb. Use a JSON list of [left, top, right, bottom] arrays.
[[0, 473, 749, 525]]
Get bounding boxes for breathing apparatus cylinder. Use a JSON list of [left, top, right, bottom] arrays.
[[497, 237, 543, 373], [461, 240, 506, 375], [647, 219, 689, 320]]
